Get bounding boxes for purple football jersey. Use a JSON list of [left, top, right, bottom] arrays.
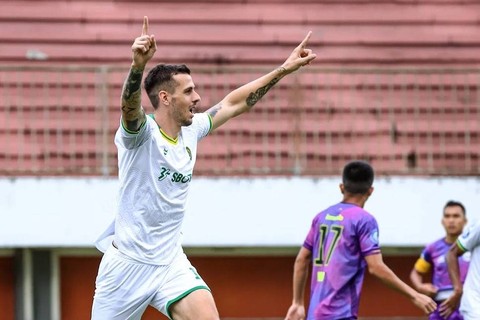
[[418, 238, 469, 320], [303, 202, 380, 320], [420, 238, 469, 296]]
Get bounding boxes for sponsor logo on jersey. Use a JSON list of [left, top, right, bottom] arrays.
[[158, 166, 192, 184], [326, 214, 344, 221]]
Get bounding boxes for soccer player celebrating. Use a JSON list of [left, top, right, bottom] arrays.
[[91, 16, 316, 320], [410, 201, 469, 320], [285, 160, 437, 320]]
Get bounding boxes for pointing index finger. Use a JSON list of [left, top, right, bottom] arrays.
[[142, 16, 149, 36], [300, 31, 312, 48]]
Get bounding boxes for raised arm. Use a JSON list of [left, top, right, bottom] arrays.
[[365, 253, 437, 314], [121, 16, 157, 132], [206, 32, 317, 131], [285, 247, 311, 320]]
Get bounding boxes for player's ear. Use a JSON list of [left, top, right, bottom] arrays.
[[367, 186, 374, 196], [339, 183, 345, 194], [159, 91, 170, 106]]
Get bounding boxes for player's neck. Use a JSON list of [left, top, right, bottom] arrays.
[[153, 110, 181, 139], [342, 195, 367, 208], [444, 234, 458, 244]]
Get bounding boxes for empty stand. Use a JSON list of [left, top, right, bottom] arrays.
[[0, 0, 479, 176], [1, 0, 480, 65], [1, 64, 479, 176]]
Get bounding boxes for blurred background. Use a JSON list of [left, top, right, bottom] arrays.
[[0, 0, 479, 319]]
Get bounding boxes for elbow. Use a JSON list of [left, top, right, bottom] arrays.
[[367, 265, 378, 276], [367, 262, 386, 278], [294, 255, 309, 269], [408, 269, 416, 284]]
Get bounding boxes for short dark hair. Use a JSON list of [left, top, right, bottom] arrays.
[[342, 160, 374, 195], [144, 64, 191, 109], [444, 200, 466, 216]]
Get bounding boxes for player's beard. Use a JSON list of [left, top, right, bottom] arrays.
[[171, 98, 193, 127]]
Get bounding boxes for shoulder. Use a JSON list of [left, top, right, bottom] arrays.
[[459, 221, 480, 245], [182, 113, 213, 138], [191, 113, 212, 128], [424, 238, 445, 252], [354, 207, 377, 224], [431, 237, 446, 247]]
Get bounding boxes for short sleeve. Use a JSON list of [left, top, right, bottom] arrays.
[[115, 114, 154, 150], [357, 214, 381, 257], [190, 113, 212, 141], [303, 217, 317, 252], [457, 221, 480, 252]]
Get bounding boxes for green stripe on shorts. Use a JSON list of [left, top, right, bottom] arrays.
[[166, 286, 211, 319]]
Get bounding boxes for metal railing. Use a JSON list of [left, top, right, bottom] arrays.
[[0, 65, 479, 176]]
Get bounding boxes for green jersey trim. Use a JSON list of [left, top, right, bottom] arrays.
[[121, 116, 147, 134], [207, 113, 213, 134], [456, 239, 468, 252]]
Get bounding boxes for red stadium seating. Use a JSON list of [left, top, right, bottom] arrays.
[[0, 0, 479, 176]]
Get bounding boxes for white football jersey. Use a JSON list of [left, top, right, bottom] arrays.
[[457, 220, 480, 317], [97, 113, 211, 265]]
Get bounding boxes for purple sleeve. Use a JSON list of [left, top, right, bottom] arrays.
[[357, 214, 381, 257], [420, 245, 432, 263], [303, 217, 316, 251]]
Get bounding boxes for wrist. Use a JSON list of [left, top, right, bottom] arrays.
[[277, 66, 290, 76], [131, 63, 146, 71]]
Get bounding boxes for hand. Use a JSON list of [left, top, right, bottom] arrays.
[[131, 16, 157, 68], [439, 291, 462, 318], [285, 304, 306, 320], [280, 31, 317, 74], [411, 292, 437, 315], [418, 283, 438, 297]]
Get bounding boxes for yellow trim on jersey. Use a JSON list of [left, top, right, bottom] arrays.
[[148, 114, 178, 145], [414, 258, 431, 273], [456, 239, 468, 252], [160, 128, 178, 145]]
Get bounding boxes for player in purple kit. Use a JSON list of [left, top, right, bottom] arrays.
[[285, 160, 436, 320], [410, 201, 469, 320]]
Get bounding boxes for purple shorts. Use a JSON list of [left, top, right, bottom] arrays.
[[429, 308, 463, 320]]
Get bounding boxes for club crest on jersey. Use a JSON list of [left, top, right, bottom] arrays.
[[186, 147, 192, 161]]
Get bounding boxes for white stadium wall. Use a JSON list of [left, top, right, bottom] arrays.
[[0, 177, 479, 248]]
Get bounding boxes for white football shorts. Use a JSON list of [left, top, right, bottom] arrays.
[[91, 244, 210, 320]]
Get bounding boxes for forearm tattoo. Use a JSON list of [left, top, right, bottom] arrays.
[[246, 67, 286, 108], [121, 66, 144, 130]]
